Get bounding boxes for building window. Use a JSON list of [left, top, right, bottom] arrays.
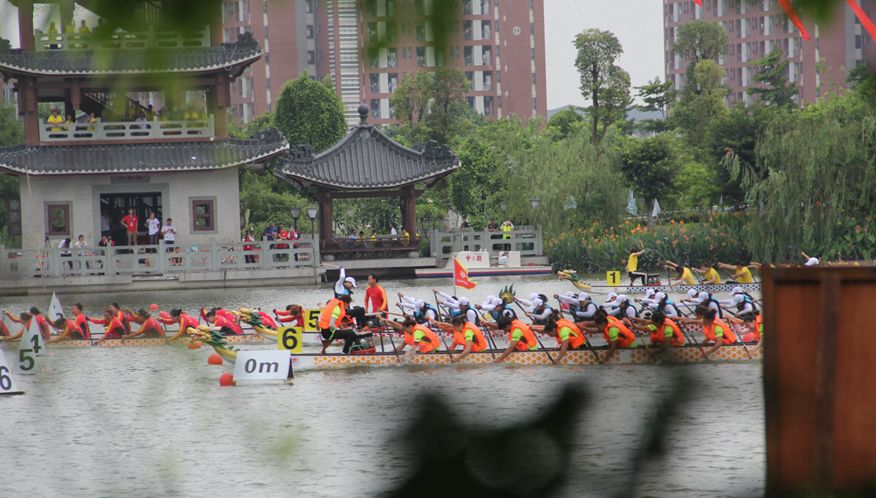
[[464, 21, 473, 41], [388, 73, 399, 92], [464, 46, 474, 66], [370, 99, 381, 119], [370, 73, 380, 93], [368, 22, 378, 41], [46, 202, 71, 237], [191, 198, 216, 232], [416, 21, 426, 41], [307, 25, 314, 39], [463, 0, 473, 15], [483, 71, 492, 91], [416, 47, 426, 67], [465, 71, 474, 90], [483, 46, 492, 66], [307, 50, 315, 65], [484, 96, 493, 116], [388, 47, 398, 68]]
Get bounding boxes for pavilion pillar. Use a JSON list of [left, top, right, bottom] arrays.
[[402, 186, 418, 239], [211, 75, 230, 139], [18, 0, 34, 51], [317, 190, 334, 243], [20, 78, 39, 145], [210, 0, 224, 46]]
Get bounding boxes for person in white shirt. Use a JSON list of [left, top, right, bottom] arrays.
[[147, 211, 161, 245], [802, 251, 820, 267], [160, 218, 176, 248]]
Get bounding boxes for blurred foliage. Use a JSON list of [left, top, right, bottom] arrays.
[[273, 73, 346, 153], [0, 106, 23, 246], [390, 68, 470, 144]]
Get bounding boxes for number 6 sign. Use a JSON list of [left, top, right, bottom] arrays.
[[277, 327, 303, 354], [0, 350, 24, 395]]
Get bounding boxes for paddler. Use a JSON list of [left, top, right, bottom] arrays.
[[318, 294, 359, 354], [485, 316, 538, 363], [629, 310, 684, 348], [5, 307, 54, 339], [533, 310, 584, 363], [593, 310, 637, 363], [433, 315, 488, 362], [687, 291, 723, 319], [382, 317, 441, 357], [91, 308, 128, 344], [606, 294, 638, 319], [728, 311, 762, 345], [801, 251, 820, 266], [435, 291, 481, 324], [664, 260, 697, 285], [694, 264, 721, 285], [677, 307, 737, 357], [515, 293, 553, 326], [165, 308, 200, 341], [204, 308, 244, 335], [555, 292, 598, 321], [50, 315, 88, 342], [365, 274, 388, 317], [275, 305, 305, 327], [123, 309, 165, 338], [717, 262, 755, 284], [641, 292, 681, 318], [626, 241, 647, 285], [476, 295, 516, 321], [398, 294, 438, 324], [0, 312, 31, 341]]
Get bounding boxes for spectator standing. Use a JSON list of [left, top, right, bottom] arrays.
[[121, 208, 138, 246], [488, 220, 498, 230], [48, 108, 63, 132], [147, 211, 161, 245], [58, 237, 72, 269], [263, 223, 277, 241], [242, 230, 257, 264], [160, 218, 176, 247], [390, 223, 399, 237]]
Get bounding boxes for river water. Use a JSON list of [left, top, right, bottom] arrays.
[[0, 276, 763, 497]]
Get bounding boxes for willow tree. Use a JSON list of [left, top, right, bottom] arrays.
[[747, 94, 876, 261]]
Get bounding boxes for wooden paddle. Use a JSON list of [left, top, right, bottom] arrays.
[[474, 311, 499, 360], [512, 301, 555, 365], [676, 301, 711, 361]]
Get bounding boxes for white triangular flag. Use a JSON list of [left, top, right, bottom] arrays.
[[651, 199, 662, 218], [0, 349, 23, 395], [626, 190, 638, 216], [48, 292, 63, 322], [17, 320, 46, 375]]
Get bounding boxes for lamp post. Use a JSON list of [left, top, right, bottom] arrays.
[[530, 197, 540, 210], [290, 207, 301, 233], [307, 206, 318, 241], [499, 200, 508, 214]]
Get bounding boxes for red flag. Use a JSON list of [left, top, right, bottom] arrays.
[[694, 0, 702, 5], [453, 258, 476, 290], [778, 0, 811, 41], [848, 0, 876, 42]]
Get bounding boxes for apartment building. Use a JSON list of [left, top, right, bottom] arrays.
[[664, 0, 876, 105]]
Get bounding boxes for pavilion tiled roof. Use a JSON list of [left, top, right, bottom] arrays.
[[0, 34, 261, 77], [0, 129, 288, 175], [275, 108, 459, 191]]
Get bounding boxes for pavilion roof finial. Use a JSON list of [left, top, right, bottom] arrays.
[[357, 104, 369, 126]]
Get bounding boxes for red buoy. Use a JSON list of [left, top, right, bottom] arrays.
[[188, 340, 202, 350], [207, 353, 224, 365], [219, 372, 234, 387], [149, 303, 160, 311]]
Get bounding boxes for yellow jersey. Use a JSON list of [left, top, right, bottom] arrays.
[[626, 253, 639, 273], [734, 266, 754, 284], [704, 267, 721, 284], [680, 267, 696, 285]]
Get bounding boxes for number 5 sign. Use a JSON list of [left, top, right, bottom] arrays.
[[277, 326, 303, 353]]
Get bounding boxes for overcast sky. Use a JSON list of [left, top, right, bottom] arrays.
[[544, 0, 665, 110], [0, 0, 666, 110]]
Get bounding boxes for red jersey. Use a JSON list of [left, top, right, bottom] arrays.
[[91, 317, 125, 339], [364, 285, 388, 313], [213, 315, 243, 335], [122, 214, 138, 233], [258, 311, 278, 329], [61, 319, 86, 339], [73, 313, 91, 339], [179, 314, 199, 331], [138, 317, 164, 337]]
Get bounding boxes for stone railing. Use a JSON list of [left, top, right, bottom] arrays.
[[0, 239, 319, 280], [34, 27, 209, 51], [428, 226, 544, 264], [39, 115, 214, 142]]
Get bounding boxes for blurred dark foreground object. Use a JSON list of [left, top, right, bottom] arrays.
[[764, 266, 876, 496]]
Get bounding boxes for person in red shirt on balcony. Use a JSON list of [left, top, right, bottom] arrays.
[[121, 208, 138, 246], [364, 274, 388, 319]]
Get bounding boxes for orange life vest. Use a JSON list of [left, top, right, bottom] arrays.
[[650, 318, 685, 346], [754, 314, 763, 341], [555, 319, 584, 349], [602, 320, 637, 348], [510, 320, 538, 351], [703, 319, 737, 345], [318, 299, 346, 330], [411, 324, 440, 353]]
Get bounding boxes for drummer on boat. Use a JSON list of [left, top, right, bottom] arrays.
[[626, 241, 647, 285], [334, 267, 367, 327], [318, 294, 360, 354]]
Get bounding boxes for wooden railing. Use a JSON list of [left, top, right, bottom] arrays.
[[34, 27, 209, 51], [429, 226, 543, 264], [0, 239, 318, 279], [39, 116, 214, 142], [321, 235, 421, 261]]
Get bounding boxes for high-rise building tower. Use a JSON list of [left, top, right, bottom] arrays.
[[664, 0, 876, 105]]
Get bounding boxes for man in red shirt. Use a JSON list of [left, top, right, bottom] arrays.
[[121, 208, 138, 246], [364, 274, 388, 318]]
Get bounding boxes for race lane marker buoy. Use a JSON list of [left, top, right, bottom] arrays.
[[219, 372, 234, 387], [188, 340, 202, 350], [207, 353, 224, 365]]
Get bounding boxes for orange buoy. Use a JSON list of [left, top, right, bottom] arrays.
[[219, 372, 234, 387], [207, 353, 224, 365], [149, 303, 160, 311], [188, 340, 202, 350]]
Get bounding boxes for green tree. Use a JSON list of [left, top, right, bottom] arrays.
[[636, 77, 674, 120], [390, 68, 469, 144], [706, 105, 772, 205], [574, 28, 624, 144], [748, 49, 797, 107], [546, 108, 585, 140], [619, 134, 680, 226], [672, 60, 728, 146], [273, 73, 346, 152], [451, 136, 507, 225], [598, 66, 632, 141], [674, 20, 729, 73]]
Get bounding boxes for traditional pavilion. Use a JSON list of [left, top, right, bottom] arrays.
[[0, 1, 287, 249], [275, 105, 459, 261]]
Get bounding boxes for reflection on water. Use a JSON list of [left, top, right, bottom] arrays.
[[0, 277, 763, 497]]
